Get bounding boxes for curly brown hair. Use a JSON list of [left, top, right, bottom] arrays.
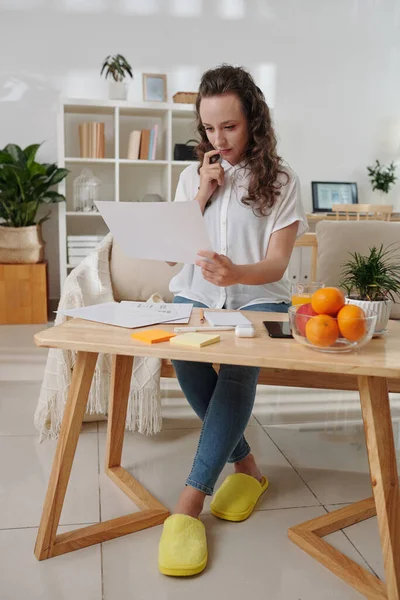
[[195, 64, 288, 216]]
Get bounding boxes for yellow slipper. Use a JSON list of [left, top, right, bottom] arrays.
[[210, 473, 269, 522], [158, 514, 208, 577]]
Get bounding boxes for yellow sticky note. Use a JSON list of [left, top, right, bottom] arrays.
[[131, 329, 176, 344], [170, 332, 220, 348]]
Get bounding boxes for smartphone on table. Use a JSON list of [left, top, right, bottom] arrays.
[[263, 321, 293, 339]]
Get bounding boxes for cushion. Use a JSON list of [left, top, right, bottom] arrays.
[[316, 220, 400, 319], [110, 240, 182, 302]]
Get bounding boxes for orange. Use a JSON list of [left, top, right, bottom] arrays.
[[337, 305, 367, 342], [305, 314, 339, 347], [311, 287, 345, 317]]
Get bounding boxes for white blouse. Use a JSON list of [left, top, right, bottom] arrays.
[[169, 160, 308, 310]]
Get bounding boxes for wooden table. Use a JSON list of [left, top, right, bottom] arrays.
[[33, 310, 400, 599]]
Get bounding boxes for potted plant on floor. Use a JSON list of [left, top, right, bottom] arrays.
[[339, 244, 400, 334], [0, 143, 69, 263], [367, 159, 397, 204], [101, 54, 133, 100]]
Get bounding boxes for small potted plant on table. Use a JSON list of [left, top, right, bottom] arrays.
[[339, 244, 400, 335]]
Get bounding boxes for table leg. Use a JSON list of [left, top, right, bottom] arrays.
[[288, 373, 400, 599], [34, 351, 98, 560], [105, 354, 169, 513], [34, 352, 169, 560], [358, 375, 400, 600]]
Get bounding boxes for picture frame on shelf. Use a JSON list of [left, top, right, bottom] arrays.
[[311, 181, 358, 213], [142, 73, 167, 102]]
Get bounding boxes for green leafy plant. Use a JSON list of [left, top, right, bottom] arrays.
[[367, 159, 397, 194], [0, 143, 69, 227], [100, 54, 133, 82], [339, 244, 400, 302]]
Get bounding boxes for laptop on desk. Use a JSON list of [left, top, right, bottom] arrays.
[[311, 181, 358, 213]]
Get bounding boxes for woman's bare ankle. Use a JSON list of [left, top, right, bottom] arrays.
[[173, 485, 206, 519], [234, 453, 263, 483]]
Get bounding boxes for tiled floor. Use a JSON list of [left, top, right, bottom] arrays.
[[2, 379, 399, 599], [0, 326, 398, 599]]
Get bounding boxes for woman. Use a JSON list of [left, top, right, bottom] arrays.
[[158, 64, 308, 577]]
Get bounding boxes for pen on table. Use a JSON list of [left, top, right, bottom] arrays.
[[174, 326, 235, 333], [199, 308, 205, 323]]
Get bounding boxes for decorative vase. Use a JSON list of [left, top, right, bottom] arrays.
[[108, 80, 128, 100], [345, 296, 392, 334], [374, 190, 390, 206], [0, 224, 45, 264]]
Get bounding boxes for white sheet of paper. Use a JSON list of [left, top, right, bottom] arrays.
[[204, 311, 252, 326], [94, 200, 212, 264], [61, 302, 181, 329], [61, 302, 193, 328], [120, 301, 193, 324]]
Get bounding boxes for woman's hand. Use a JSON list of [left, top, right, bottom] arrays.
[[196, 150, 224, 211], [196, 251, 241, 287]]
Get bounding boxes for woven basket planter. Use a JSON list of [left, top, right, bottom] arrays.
[[0, 224, 45, 263]]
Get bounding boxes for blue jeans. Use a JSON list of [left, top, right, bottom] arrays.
[[172, 296, 290, 495]]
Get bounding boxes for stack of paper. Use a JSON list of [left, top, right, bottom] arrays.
[[67, 235, 104, 267]]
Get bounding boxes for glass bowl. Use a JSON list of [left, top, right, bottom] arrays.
[[288, 306, 377, 353]]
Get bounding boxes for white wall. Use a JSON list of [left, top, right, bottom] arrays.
[[1, 0, 400, 299]]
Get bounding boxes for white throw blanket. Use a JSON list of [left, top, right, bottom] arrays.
[[34, 234, 163, 442]]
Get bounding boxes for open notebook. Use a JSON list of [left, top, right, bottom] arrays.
[[204, 311, 252, 327]]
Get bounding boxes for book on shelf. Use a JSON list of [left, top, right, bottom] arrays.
[[67, 241, 102, 248], [78, 122, 105, 159], [135, 125, 159, 160], [148, 124, 158, 160], [127, 130, 141, 160], [148, 129, 154, 161], [139, 129, 151, 160], [67, 235, 104, 242]]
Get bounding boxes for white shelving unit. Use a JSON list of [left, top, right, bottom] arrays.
[[57, 98, 198, 286]]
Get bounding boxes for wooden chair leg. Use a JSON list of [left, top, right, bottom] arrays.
[[358, 375, 400, 600], [34, 351, 98, 560]]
